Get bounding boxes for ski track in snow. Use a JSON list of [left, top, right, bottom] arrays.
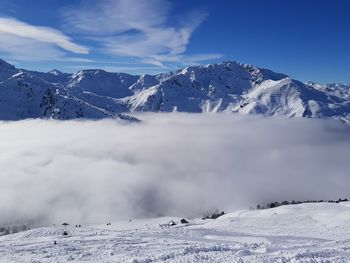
[[1, 203, 350, 262]]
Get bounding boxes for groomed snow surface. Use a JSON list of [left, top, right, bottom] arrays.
[[1, 202, 350, 262]]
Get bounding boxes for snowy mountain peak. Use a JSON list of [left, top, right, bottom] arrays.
[[48, 69, 63, 76], [0, 58, 348, 122]]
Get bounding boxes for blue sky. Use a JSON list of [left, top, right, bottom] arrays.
[[0, 0, 349, 84]]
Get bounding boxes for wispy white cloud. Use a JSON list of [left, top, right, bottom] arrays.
[[0, 33, 65, 61], [62, 0, 221, 67], [0, 17, 89, 61], [54, 57, 98, 63], [147, 53, 224, 67], [63, 0, 171, 36]]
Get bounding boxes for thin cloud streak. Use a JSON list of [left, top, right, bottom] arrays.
[[0, 17, 89, 61], [66, 65, 165, 74], [55, 57, 144, 65], [0, 33, 65, 61], [0, 17, 89, 54]]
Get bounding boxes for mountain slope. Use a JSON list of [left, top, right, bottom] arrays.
[[1, 202, 350, 262], [0, 58, 348, 122], [0, 59, 19, 82], [0, 71, 113, 120]]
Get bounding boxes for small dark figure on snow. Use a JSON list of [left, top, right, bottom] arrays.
[[181, 219, 189, 224], [62, 223, 69, 227], [168, 220, 176, 226]]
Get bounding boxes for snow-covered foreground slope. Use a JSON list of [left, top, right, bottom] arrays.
[[0, 58, 349, 122], [1, 202, 350, 262]]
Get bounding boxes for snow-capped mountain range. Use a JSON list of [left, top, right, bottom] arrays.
[[0, 58, 349, 122]]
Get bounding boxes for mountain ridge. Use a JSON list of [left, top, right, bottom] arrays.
[[0, 58, 349, 122]]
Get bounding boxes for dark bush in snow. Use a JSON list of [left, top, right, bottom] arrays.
[[181, 219, 189, 224], [257, 198, 349, 210], [203, 209, 225, 220]]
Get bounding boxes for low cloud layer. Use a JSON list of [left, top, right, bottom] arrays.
[[0, 114, 349, 226]]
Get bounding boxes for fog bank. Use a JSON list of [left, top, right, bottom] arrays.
[[0, 113, 349, 226]]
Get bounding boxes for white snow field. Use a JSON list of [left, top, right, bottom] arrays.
[[1, 202, 350, 262]]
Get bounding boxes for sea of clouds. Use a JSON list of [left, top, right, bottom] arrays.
[[0, 113, 349, 226]]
